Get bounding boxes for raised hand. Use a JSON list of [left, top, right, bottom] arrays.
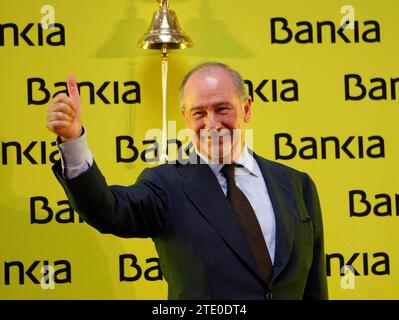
[[46, 75, 82, 142]]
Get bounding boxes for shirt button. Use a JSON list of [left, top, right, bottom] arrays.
[[265, 290, 273, 300]]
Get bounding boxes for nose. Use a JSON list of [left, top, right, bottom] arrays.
[[205, 112, 221, 130]]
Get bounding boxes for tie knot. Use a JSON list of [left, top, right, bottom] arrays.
[[221, 164, 235, 182]]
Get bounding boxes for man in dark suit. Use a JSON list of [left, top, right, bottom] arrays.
[[46, 62, 328, 300]]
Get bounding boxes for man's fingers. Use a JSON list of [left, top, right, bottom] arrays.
[[46, 120, 70, 135], [52, 92, 69, 104], [49, 102, 76, 118], [47, 111, 74, 123], [67, 75, 81, 110], [46, 76, 82, 140], [51, 94, 76, 118], [46, 120, 72, 131]]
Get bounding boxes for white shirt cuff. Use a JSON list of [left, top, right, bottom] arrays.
[[57, 127, 93, 179]]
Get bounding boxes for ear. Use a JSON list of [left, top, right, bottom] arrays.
[[181, 108, 188, 122], [243, 96, 252, 123]]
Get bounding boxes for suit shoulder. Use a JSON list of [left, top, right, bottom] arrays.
[[256, 155, 308, 178], [254, 155, 319, 195]]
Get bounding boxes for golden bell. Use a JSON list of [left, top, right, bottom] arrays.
[[138, 0, 193, 54]]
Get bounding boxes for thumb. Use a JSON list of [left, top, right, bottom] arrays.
[[67, 75, 81, 112]]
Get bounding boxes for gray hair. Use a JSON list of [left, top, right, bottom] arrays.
[[178, 62, 247, 112]]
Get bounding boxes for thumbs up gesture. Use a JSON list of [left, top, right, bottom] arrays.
[[46, 75, 82, 142]]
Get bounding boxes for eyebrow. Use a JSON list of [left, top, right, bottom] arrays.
[[188, 102, 232, 112]]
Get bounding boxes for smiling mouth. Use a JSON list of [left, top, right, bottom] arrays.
[[202, 136, 231, 144], [200, 131, 231, 139]]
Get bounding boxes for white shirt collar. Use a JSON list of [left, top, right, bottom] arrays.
[[195, 146, 258, 177]]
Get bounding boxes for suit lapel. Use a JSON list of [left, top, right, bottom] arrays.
[[253, 154, 296, 283], [177, 159, 265, 284]]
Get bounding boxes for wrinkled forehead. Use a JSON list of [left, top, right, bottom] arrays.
[[183, 67, 237, 103]]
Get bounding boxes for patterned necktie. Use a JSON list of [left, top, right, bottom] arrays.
[[221, 164, 273, 284]]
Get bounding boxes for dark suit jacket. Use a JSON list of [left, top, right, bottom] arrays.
[[53, 152, 328, 300]]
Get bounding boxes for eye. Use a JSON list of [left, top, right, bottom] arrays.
[[192, 111, 205, 118], [217, 106, 230, 113]]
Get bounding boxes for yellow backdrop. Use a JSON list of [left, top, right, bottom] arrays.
[[1, 0, 398, 299]]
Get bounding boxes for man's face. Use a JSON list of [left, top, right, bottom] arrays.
[[182, 67, 252, 163]]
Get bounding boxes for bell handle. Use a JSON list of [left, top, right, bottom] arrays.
[[158, 0, 168, 8]]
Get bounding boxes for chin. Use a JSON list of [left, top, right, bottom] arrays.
[[209, 144, 233, 163]]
